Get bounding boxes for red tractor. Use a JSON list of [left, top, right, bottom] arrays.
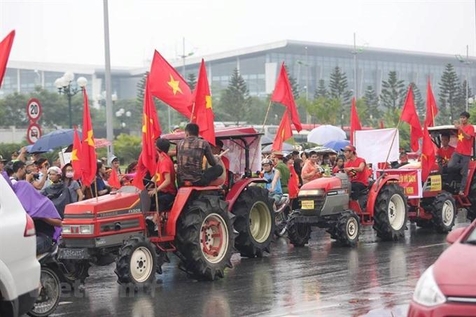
[[383, 125, 476, 232], [59, 127, 275, 288], [287, 172, 408, 247]]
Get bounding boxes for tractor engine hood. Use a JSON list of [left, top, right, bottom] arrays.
[[65, 188, 143, 218], [300, 174, 348, 193]]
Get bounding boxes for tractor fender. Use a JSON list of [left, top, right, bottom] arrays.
[[165, 185, 221, 237], [366, 174, 400, 216], [226, 178, 266, 210]]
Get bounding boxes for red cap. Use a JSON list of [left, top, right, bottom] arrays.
[[341, 145, 356, 152]]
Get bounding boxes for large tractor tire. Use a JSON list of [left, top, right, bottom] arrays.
[[373, 183, 408, 241], [431, 192, 456, 233], [468, 175, 476, 222], [287, 213, 312, 247], [176, 195, 234, 281], [115, 235, 158, 288], [232, 187, 275, 258], [60, 260, 90, 286], [335, 211, 360, 247]]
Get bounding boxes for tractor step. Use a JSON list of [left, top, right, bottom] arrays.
[[454, 195, 471, 207]]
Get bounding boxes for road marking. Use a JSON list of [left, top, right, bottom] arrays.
[[416, 243, 446, 249]]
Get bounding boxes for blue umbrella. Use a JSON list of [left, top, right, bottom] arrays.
[[29, 129, 82, 153], [323, 139, 350, 152]]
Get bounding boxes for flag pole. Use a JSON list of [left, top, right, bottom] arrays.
[[383, 120, 402, 170], [94, 178, 99, 202], [261, 100, 273, 131], [190, 102, 196, 123]]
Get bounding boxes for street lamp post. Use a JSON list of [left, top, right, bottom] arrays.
[[115, 107, 131, 129], [178, 37, 194, 130], [456, 45, 472, 112], [54, 72, 88, 128]]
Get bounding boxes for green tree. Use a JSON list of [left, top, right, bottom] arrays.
[[328, 67, 352, 127], [245, 96, 268, 125], [314, 79, 328, 99], [136, 72, 148, 107], [112, 133, 142, 164], [363, 85, 381, 126], [187, 73, 197, 91], [455, 80, 472, 115], [380, 71, 406, 111], [438, 63, 461, 123], [218, 68, 251, 125], [306, 97, 340, 126]]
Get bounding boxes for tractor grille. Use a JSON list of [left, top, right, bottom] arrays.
[[298, 195, 326, 216]]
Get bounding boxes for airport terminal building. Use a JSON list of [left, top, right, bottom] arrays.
[[2, 39, 475, 103]]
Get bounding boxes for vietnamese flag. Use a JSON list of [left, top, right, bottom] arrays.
[[109, 168, 122, 189], [140, 76, 161, 177], [148, 50, 193, 119], [350, 97, 362, 145], [425, 78, 438, 127], [192, 59, 216, 146], [272, 110, 293, 152], [132, 156, 147, 190], [271, 62, 302, 132], [421, 125, 436, 182], [81, 89, 97, 187], [71, 127, 82, 180], [400, 85, 423, 152], [0, 30, 15, 87]]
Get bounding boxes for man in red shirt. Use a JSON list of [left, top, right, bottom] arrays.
[[437, 132, 455, 166], [448, 111, 475, 195], [148, 138, 177, 211], [342, 145, 369, 200]]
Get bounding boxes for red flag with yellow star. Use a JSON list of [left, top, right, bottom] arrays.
[[132, 156, 147, 190], [0, 30, 15, 88], [425, 78, 438, 127], [71, 127, 82, 180], [272, 110, 293, 152], [421, 125, 435, 182], [350, 97, 362, 145], [140, 76, 161, 177], [271, 62, 302, 132], [192, 59, 216, 146], [81, 89, 97, 187], [400, 85, 423, 152], [148, 50, 192, 119]]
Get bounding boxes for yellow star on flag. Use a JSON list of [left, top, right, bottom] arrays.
[[85, 130, 95, 147], [142, 114, 148, 134], [205, 95, 212, 109], [167, 75, 183, 95], [458, 133, 464, 142], [281, 128, 286, 138], [71, 149, 78, 161]]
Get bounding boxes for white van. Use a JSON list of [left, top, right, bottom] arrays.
[[0, 176, 40, 317]]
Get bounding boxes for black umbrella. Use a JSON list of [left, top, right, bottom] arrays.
[[29, 129, 82, 153]]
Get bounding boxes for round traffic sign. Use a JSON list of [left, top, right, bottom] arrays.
[[26, 98, 42, 122], [26, 124, 42, 144]]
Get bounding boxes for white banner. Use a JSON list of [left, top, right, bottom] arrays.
[[355, 128, 400, 168]]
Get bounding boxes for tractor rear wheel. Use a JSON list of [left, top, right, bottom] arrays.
[[115, 235, 158, 288], [373, 183, 408, 241], [335, 212, 360, 247], [468, 175, 476, 222], [176, 195, 234, 281], [431, 192, 456, 233], [287, 214, 311, 247], [232, 187, 274, 258]]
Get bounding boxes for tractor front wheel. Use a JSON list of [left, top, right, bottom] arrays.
[[335, 211, 360, 247], [287, 214, 311, 247], [431, 192, 456, 233], [176, 195, 234, 281], [373, 184, 408, 241], [115, 235, 158, 288], [232, 187, 275, 258]]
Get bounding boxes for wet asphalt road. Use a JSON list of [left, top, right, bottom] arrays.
[[44, 212, 471, 317]]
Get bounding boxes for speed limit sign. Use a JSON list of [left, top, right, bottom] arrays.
[[26, 124, 42, 144], [26, 98, 42, 122]]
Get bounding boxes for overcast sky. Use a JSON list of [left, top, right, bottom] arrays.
[[1, 0, 475, 68]]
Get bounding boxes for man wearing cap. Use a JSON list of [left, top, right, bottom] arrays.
[[342, 145, 369, 200], [448, 111, 475, 195], [0, 155, 7, 172]]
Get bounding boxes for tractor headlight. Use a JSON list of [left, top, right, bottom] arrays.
[[80, 225, 94, 234], [62, 225, 71, 234], [298, 189, 325, 197], [412, 266, 446, 307]]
